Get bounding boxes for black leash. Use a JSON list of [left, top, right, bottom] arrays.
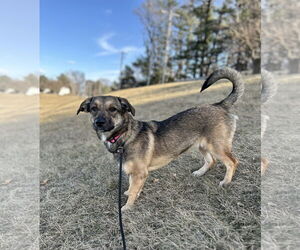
[[117, 147, 126, 250]]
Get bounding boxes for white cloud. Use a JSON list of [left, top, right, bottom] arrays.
[[67, 60, 76, 65], [96, 33, 143, 56], [97, 33, 118, 55]]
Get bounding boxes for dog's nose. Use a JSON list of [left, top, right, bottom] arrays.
[[94, 117, 106, 128]]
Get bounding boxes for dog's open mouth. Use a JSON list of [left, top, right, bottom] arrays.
[[106, 131, 124, 143]]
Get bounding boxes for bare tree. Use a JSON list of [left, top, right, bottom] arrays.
[[228, 0, 261, 73], [263, 0, 300, 73], [85, 80, 111, 96], [24, 73, 39, 87], [67, 70, 85, 95], [136, 0, 177, 84], [136, 0, 163, 84]]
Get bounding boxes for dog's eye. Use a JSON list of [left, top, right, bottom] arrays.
[[91, 107, 97, 112], [109, 107, 117, 112]]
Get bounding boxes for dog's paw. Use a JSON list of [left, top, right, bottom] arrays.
[[219, 180, 230, 187], [192, 169, 205, 176], [124, 190, 129, 196], [121, 204, 133, 211]]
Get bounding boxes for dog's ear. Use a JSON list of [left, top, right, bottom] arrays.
[[118, 97, 135, 116], [77, 97, 93, 115]]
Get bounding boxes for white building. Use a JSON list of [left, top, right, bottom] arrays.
[[43, 88, 51, 94], [58, 87, 71, 96], [4, 88, 16, 94], [26, 87, 40, 96]]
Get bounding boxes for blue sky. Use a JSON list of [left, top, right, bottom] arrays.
[[0, 0, 225, 81], [41, 0, 145, 82], [0, 0, 39, 78]]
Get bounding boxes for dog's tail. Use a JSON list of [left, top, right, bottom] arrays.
[[200, 67, 244, 109], [261, 69, 277, 104]]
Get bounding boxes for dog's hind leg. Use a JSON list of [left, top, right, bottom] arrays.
[[216, 150, 238, 187], [193, 147, 216, 177]]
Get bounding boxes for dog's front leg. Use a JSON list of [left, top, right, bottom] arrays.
[[124, 175, 132, 196], [122, 173, 148, 211], [261, 157, 269, 175]]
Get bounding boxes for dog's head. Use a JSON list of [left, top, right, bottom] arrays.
[[77, 96, 135, 144]]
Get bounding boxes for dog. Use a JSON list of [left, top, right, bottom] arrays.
[[77, 67, 244, 211], [261, 70, 277, 175]]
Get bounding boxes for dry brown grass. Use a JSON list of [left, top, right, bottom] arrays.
[[0, 94, 38, 123], [1, 74, 299, 124], [1, 74, 299, 249], [40, 76, 261, 123], [261, 80, 300, 249], [40, 77, 261, 249], [0, 114, 39, 249]]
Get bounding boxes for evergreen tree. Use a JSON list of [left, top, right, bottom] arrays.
[[120, 65, 137, 89]]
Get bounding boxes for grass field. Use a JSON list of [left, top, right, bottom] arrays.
[[1, 75, 299, 249], [261, 79, 300, 249], [0, 116, 39, 249], [0, 94, 38, 123], [40, 76, 260, 123], [40, 77, 262, 249], [0, 94, 39, 249]]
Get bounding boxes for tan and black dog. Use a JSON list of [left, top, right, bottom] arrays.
[[77, 68, 244, 210]]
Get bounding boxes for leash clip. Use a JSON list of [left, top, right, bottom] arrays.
[[117, 147, 124, 154]]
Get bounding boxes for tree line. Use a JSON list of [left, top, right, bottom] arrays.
[[0, 74, 38, 93], [0, 72, 111, 95], [118, 0, 261, 88], [2, 0, 298, 94], [40, 71, 111, 95], [262, 0, 300, 74]]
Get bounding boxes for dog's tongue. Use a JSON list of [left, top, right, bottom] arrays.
[[108, 134, 121, 143]]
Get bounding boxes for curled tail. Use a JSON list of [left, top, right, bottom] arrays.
[[261, 69, 277, 104], [201, 67, 244, 109]]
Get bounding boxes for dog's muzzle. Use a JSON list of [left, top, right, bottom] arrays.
[[93, 117, 114, 132], [94, 117, 105, 128]]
